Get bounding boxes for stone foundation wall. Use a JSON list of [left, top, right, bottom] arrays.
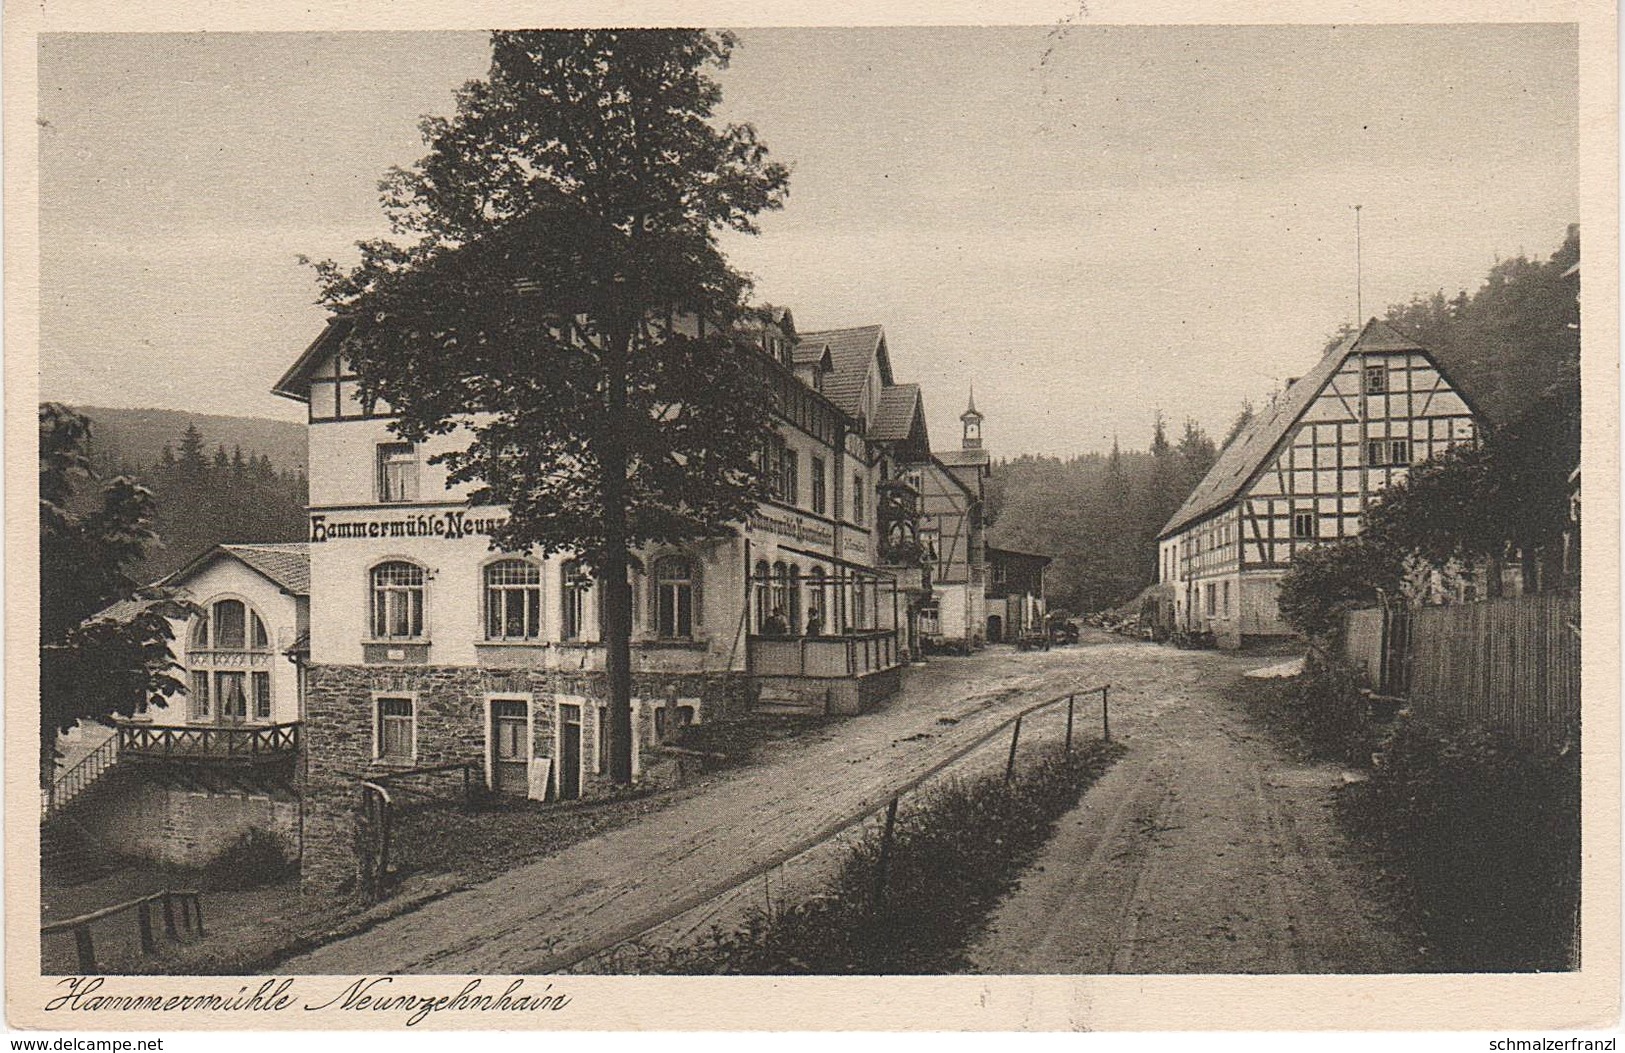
[[300, 664, 750, 896], [71, 768, 299, 870]]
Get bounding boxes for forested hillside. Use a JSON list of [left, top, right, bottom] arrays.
[[71, 405, 307, 477], [985, 415, 1227, 614], [63, 409, 309, 584]]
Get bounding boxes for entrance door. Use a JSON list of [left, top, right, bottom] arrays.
[[557, 703, 582, 801], [490, 700, 529, 794]]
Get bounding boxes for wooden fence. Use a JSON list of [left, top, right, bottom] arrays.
[[1342, 591, 1580, 749]]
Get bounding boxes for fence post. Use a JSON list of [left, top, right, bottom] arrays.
[[136, 900, 156, 955], [74, 926, 96, 972], [1102, 685, 1111, 742], [1005, 716, 1023, 782], [872, 796, 900, 913], [1065, 694, 1075, 753]]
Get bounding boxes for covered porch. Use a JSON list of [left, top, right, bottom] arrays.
[[744, 554, 906, 716]]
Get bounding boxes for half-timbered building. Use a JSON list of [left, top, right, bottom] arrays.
[[1157, 319, 1479, 647], [913, 393, 992, 653]]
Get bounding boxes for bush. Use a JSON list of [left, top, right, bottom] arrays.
[[1342, 715, 1580, 971], [1289, 649, 1385, 764], [203, 828, 297, 891], [601, 741, 1124, 974]]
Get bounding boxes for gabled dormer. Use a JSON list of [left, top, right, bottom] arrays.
[[272, 317, 393, 423]]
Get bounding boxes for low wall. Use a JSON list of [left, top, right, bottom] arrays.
[[69, 768, 299, 870]]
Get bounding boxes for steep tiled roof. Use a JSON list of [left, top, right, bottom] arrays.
[[796, 325, 887, 418], [935, 447, 991, 468], [85, 543, 311, 627], [1157, 318, 1429, 539], [870, 384, 922, 442], [219, 543, 311, 596]]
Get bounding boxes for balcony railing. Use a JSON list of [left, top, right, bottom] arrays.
[[115, 721, 301, 761], [748, 629, 899, 679]]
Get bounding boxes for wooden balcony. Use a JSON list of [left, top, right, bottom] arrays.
[[115, 721, 301, 764], [748, 630, 899, 679]]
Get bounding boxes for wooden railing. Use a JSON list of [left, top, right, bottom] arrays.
[[748, 629, 899, 679], [116, 721, 301, 760], [42, 889, 204, 972], [44, 734, 119, 820]]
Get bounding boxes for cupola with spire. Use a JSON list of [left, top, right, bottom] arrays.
[[960, 385, 984, 450]]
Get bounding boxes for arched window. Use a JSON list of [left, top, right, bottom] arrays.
[[770, 561, 789, 631], [371, 561, 425, 640], [654, 556, 696, 640], [561, 560, 594, 642], [484, 559, 542, 641], [186, 598, 271, 724], [753, 559, 772, 632], [806, 568, 827, 635]]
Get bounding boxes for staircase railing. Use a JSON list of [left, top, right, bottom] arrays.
[[44, 733, 120, 820]]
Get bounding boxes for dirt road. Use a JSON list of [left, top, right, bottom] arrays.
[[966, 644, 1419, 974], [285, 634, 1194, 973], [284, 635, 1415, 974]]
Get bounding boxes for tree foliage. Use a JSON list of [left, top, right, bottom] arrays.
[[308, 30, 788, 566], [39, 404, 191, 786], [306, 30, 790, 782]]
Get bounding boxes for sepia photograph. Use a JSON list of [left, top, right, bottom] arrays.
[[7, 3, 1617, 1034]]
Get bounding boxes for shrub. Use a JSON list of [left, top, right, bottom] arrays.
[[1288, 649, 1384, 764], [1342, 714, 1580, 971], [600, 740, 1124, 974], [204, 828, 297, 891]]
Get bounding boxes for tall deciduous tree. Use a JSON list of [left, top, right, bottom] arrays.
[[308, 30, 789, 783], [39, 404, 189, 787]]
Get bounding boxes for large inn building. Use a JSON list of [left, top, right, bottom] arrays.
[[1157, 319, 1479, 648], [267, 307, 976, 892]]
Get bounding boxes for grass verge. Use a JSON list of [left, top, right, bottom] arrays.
[[593, 739, 1125, 974]]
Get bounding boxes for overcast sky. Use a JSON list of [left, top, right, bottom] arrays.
[[39, 25, 1578, 458]]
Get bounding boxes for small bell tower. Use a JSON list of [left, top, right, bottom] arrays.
[[961, 385, 984, 450]]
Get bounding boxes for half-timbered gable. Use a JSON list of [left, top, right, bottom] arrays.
[[1158, 318, 1478, 646]]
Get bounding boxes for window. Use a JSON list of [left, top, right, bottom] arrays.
[[253, 672, 272, 720], [654, 556, 695, 639], [376, 697, 415, 762], [806, 568, 827, 634], [1366, 439, 1412, 467], [562, 561, 593, 641], [215, 671, 248, 722], [1222, 581, 1231, 617], [1205, 583, 1217, 617], [189, 670, 210, 721], [377, 443, 419, 503], [484, 559, 542, 641], [760, 435, 789, 501], [753, 559, 772, 632], [1364, 364, 1387, 394], [371, 561, 425, 639], [1292, 511, 1316, 539], [811, 456, 827, 515], [852, 474, 865, 525], [187, 599, 271, 723], [781, 446, 799, 506]]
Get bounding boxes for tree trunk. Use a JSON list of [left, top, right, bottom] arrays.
[[601, 323, 635, 785]]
